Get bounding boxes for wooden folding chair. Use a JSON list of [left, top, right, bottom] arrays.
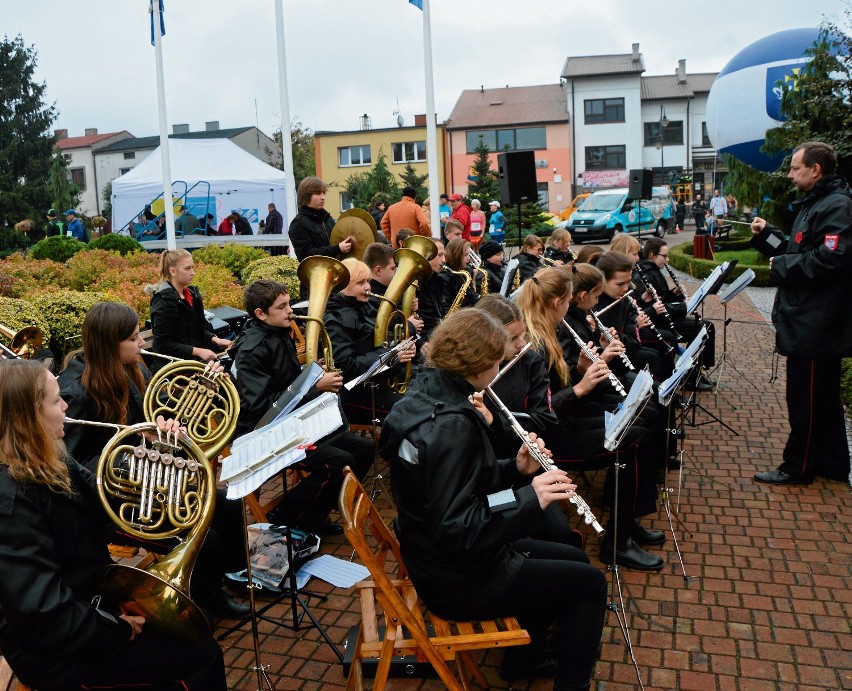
[[0, 657, 31, 691], [338, 468, 530, 690]]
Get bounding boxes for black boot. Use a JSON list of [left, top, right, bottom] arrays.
[[599, 534, 664, 571]]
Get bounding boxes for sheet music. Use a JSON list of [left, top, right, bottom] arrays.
[[680, 325, 708, 362], [719, 269, 756, 304], [344, 337, 416, 390], [603, 369, 654, 451], [262, 362, 324, 427], [222, 393, 344, 499], [658, 355, 693, 405], [686, 265, 723, 314], [297, 554, 369, 588]]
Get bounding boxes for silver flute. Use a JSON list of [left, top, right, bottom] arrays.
[[484, 386, 605, 536], [560, 319, 627, 398], [480, 342, 533, 393], [663, 263, 689, 300], [588, 312, 635, 371], [633, 262, 683, 340], [626, 295, 674, 354]]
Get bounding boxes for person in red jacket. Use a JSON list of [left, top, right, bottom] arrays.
[[449, 193, 472, 240]]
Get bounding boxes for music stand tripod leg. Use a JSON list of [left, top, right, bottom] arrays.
[[660, 404, 690, 582]]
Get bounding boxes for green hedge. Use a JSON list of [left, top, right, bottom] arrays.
[[192, 243, 269, 280], [29, 235, 88, 263], [842, 359, 852, 410], [241, 256, 300, 298], [669, 242, 773, 287], [87, 233, 144, 256]]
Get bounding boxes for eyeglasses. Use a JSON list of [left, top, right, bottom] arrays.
[[659, 253, 669, 258]]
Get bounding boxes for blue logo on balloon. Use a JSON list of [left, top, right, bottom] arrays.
[[765, 64, 804, 121]]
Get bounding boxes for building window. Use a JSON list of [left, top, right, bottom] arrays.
[[392, 141, 427, 163], [701, 122, 712, 147], [338, 145, 371, 167], [123, 152, 136, 160], [584, 145, 626, 170], [340, 192, 355, 211], [465, 127, 546, 154], [69, 167, 86, 190], [584, 98, 625, 124], [644, 120, 684, 146], [537, 182, 549, 209], [119, 167, 132, 175]]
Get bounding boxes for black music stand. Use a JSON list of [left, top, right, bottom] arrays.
[[709, 268, 758, 391]]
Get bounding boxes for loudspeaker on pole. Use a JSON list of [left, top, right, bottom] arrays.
[[497, 151, 538, 204], [628, 169, 653, 200]]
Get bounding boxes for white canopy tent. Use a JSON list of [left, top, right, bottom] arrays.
[[110, 139, 289, 235]]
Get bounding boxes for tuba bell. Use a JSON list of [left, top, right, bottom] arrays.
[[0, 323, 44, 359], [294, 256, 349, 366], [66, 418, 216, 642]]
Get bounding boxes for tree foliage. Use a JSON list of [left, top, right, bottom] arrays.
[[467, 135, 501, 205], [342, 148, 401, 209], [399, 163, 428, 203], [49, 147, 80, 217], [725, 17, 852, 231], [271, 118, 316, 187], [0, 36, 57, 229]]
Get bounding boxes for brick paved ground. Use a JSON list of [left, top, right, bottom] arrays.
[[216, 266, 852, 690]]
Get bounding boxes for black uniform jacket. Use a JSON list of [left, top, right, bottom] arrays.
[[230, 318, 305, 437], [485, 349, 559, 458], [434, 268, 478, 314], [324, 293, 399, 384], [751, 174, 852, 357], [58, 354, 148, 471], [633, 260, 686, 321], [482, 261, 505, 294], [516, 252, 541, 284], [0, 458, 131, 688], [544, 246, 573, 264], [415, 273, 444, 339], [593, 294, 642, 355], [379, 368, 544, 618], [149, 281, 215, 366], [288, 206, 338, 260]]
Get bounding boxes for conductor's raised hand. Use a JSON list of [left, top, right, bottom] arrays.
[[751, 216, 766, 234], [531, 469, 576, 510], [515, 432, 549, 475]]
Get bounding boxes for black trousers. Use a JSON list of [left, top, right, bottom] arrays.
[[270, 432, 374, 529], [439, 539, 606, 689], [780, 355, 851, 481], [34, 630, 225, 691], [675, 315, 716, 368], [340, 386, 402, 426]]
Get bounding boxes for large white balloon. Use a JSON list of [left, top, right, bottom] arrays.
[[706, 27, 822, 172]]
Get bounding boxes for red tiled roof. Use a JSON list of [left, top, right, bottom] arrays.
[[56, 131, 129, 150], [445, 84, 567, 130]]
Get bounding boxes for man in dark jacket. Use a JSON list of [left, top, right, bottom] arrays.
[[231, 280, 373, 533], [232, 210, 253, 235], [751, 141, 852, 485]]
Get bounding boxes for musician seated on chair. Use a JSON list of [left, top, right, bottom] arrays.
[[0, 360, 227, 691], [435, 238, 480, 313], [364, 241, 424, 335], [58, 302, 250, 621], [231, 280, 373, 536], [324, 258, 416, 426], [379, 309, 607, 690], [414, 239, 445, 342], [479, 240, 506, 295]]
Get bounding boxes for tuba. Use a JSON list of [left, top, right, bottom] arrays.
[[67, 418, 215, 642], [294, 256, 349, 366], [0, 323, 44, 359], [373, 247, 433, 393]]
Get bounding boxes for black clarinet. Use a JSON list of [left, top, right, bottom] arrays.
[[664, 263, 689, 300], [484, 386, 605, 536], [588, 311, 635, 371], [633, 262, 683, 340], [626, 295, 674, 354], [560, 320, 627, 398]]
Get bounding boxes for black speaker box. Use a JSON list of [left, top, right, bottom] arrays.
[[498, 151, 538, 204], [628, 169, 653, 199]]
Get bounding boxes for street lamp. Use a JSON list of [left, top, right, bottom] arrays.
[[655, 105, 669, 174]]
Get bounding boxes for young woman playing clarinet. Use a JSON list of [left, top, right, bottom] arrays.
[[148, 249, 232, 371], [379, 309, 606, 689], [0, 359, 226, 690], [516, 267, 665, 571], [58, 302, 249, 620]]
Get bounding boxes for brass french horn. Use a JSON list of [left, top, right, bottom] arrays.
[[0, 323, 44, 358]]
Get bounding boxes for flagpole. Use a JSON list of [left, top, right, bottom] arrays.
[[420, 0, 441, 238], [152, 0, 176, 250], [274, 0, 298, 226]]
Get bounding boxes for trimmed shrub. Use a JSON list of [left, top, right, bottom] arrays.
[[29, 235, 88, 263], [0, 297, 52, 345], [0, 255, 73, 295], [192, 243, 268, 280], [669, 243, 773, 287], [67, 249, 130, 290], [90, 263, 160, 321], [842, 359, 852, 411], [32, 291, 117, 357], [193, 262, 245, 310], [87, 233, 144, 256], [241, 255, 301, 298]]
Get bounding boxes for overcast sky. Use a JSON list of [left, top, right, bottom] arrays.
[[6, 0, 848, 139]]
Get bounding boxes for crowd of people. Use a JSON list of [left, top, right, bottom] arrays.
[[0, 142, 849, 690]]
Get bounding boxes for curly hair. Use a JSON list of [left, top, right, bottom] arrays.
[[427, 309, 506, 378]]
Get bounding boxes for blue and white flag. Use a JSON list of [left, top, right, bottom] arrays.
[[409, 0, 423, 9], [150, 0, 165, 46]]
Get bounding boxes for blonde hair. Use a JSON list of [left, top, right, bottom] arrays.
[[515, 267, 572, 387], [427, 309, 506, 377], [522, 234, 544, 253], [546, 228, 572, 248], [341, 257, 371, 285], [0, 361, 71, 495], [610, 233, 641, 256], [158, 248, 192, 282]]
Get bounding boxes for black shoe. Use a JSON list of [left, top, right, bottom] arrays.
[[599, 536, 664, 571], [631, 522, 666, 546], [301, 520, 344, 536], [197, 591, 251, 619], [753, 468, 812, 485], [498, 655, 557, 683], [685, 377, 712, 392]]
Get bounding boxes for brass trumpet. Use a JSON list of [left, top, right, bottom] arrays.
[[0, 322, 44, 358]]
